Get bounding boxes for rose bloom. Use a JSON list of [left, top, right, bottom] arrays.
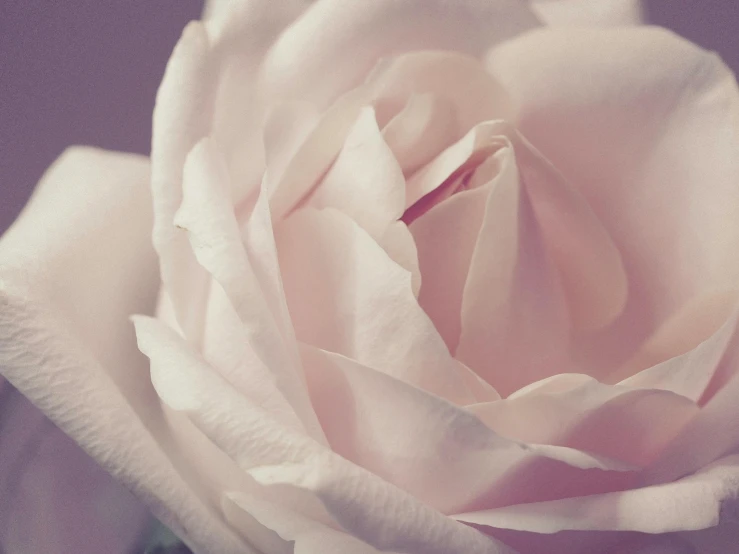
[[2, 1, 739, 553]]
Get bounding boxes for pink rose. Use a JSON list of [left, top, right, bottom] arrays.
[[2, 1, 739, 553]]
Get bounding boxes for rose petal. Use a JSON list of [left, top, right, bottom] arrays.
[[644, 321, 739, 486], [307, 106, 406, 239], [302, 345, 634, 516], [405, 120, 509, 208], [134, 317, 514, 554], [259, 0, 539, 109], [174, 138, 324, 442], [382, 93, 457, 174], [276, 207, 475, 404], [249, 457, 517, 554], [616, 303, 739, 401], [454, 454, 739, 535], [469, 374, 698, 466], [151, 22, 216, 342], [0, 148, 246, 553], [203, 0, 310, 199], [455, 134, 571, 396], [410, 182, 490, 352], [530, 0, 643, 27], [487, 27, 739, 373], [224, 493, 389, 554]]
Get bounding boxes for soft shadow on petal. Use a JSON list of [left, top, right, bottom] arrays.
[[301, 345, 634, 516], [469, 374, 698, 467], [530, 0, 643, 27], [307, 106, 406, 239], [224, 493, 390, 554], [259, 0, 539, 109], [202, 0, 310, 197], [151, 22, 217, 344], [487, 27, 739, 376], [135, 316, 515, 554], [644, 319, 739, 487], [276, 207, 476, 405], [174, 138, 324, 442], [455, 454, 739, 536], [0, 379, 149, 553], [0, 148, 247, 553]]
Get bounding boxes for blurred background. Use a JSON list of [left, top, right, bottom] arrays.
[[1, 1, 738, 232], [0, 1, 738, 552]]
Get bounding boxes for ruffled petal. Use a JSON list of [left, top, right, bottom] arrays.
[[151, 22, 216, 342], [307, 106, 406, 239], [276, 207, 475, 404], [469, 374, 698, 466], [134, 317, 514, 554], [487, 27, 739, 374], [455, 454, 739, 535], [174, 138, 324, 441], [302, 345, 634, 516], [0, 148, 246, 553], [259, 0, 539, 108]]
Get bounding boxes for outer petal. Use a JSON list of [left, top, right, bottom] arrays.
[[134, 317, 516, 554], [202, 0, 310, 194], [151, 22, 216, 342], [488, 28, 739, 374], [455, 454, 739, 535], [530, 0, 643, 27], [174, 138, 324, 442], [301, 345, 634, 516], [469, 374, 698, 467], [0, 148, 247, 553], [259, 0, 539, 108]]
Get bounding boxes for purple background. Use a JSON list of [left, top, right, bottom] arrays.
[[0, 1, 737, 550], [1, 2, 739, 233]]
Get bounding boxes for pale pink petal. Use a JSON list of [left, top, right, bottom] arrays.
[[455, 136, 571, 396], [249, 457, 517, 554], [0, 148, 246, 553], [262, 101, 321, 196], [530, 0, 643, 27], [469, 375, 698, 466], [308, 106, 406, 239], [368, 51, 514, 145], [277, 209, 469, 403], [616, 304, 739, 401], [151, 22, 216, 342], [411, 184, 490, 351], [276, 207, 475, 404], [514, 131, 628, 332], [644, 323, 739, 486], [302, 345, 634, 516], [268, 88, 369, 219], [259, 0, 539, 109], [174, 138, 324, 441], [405, 120, 509, 208], [377, 221, 422, 297], [455, 454, 739, 535], [135, 317, 513, 554], [382, 93, 457, 174], [203, 0, 310, 198], [487, 27, 739, 374], [225, 493, 389, 554], [134, 316, 320, 552]]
